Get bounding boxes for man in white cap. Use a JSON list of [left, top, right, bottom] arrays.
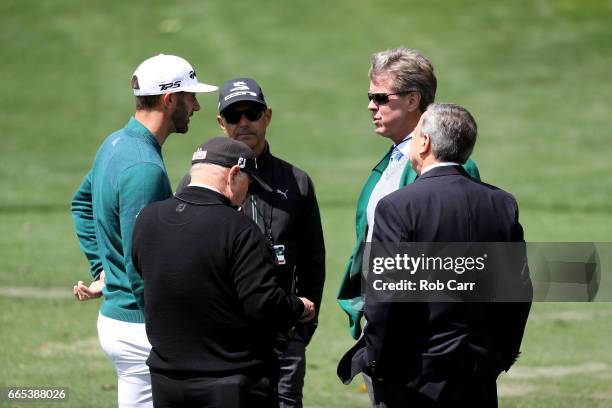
[[71, 54, 217, 408]]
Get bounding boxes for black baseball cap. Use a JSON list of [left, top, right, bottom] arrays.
[[191, 137, 272, 192], [218, 78, 267, 113]]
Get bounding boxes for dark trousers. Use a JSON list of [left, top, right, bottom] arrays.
[[276, 331, 307, 408], [372, 376, 498, 408], [150, 369, 278, 408]]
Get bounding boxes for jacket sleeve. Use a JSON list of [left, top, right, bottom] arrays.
[[118, 162, 172, 311], [496, 196, 532, 370], [363, 197, 406, 373], [295, 176, 326, 319], [71, 170, 103, 280], [232, 224, 305, 333]]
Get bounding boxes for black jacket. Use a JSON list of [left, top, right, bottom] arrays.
[[178, 143, 325, 341], [338, 166, 532, 404], [132, 186, 304, 376]]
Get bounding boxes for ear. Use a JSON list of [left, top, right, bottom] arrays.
[[217, 114, 228, 133], [161, 93, 176, 110], [421, 132, 432, 154], [263, 107, 272, 126], [227, 165, 241, 184], [406, 92, 421, 113]]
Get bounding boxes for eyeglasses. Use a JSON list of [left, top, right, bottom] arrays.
[[222, 107, 265, 124], [367, 90, 417, 105]]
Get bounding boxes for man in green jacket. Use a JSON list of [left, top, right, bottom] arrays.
[[71, 54, 216, 408], [337, 47, 481, 341]]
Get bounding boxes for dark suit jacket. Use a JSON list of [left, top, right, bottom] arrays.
[[338, 165, 532, 404]]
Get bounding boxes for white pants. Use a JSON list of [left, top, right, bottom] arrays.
[[97, 313, 153, 408]]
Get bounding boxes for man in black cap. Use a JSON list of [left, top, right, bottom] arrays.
[[132, 137, 316, 408], [177, 78, 325, 408]]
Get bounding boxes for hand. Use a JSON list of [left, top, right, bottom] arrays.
[[73, 271, 105, 301], [298, 297, 316, 322]]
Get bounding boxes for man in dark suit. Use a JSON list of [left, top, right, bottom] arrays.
[[338, 103, 532, 407]]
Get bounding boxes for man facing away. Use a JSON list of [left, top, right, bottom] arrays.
[[177, 78, 325, 408], [71, 54, 217, 407], [338, 103, 532, 407], [337, 47, 481, 341], [131, 137, 316, 408]]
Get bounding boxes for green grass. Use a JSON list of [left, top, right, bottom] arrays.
[[1, 0, 612, 406]]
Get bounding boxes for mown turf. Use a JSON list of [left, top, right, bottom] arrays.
[[1, 0, 611, 406]]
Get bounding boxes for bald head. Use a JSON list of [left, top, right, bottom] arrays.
[[190, 163, 227, 186], [189, 163, 250, 206]]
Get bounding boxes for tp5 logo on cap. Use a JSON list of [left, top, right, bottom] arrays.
[[159, 81, 182, 91], [132, 54, 217, 96]]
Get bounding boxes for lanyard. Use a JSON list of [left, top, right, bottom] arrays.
[[250, 194, 274, 245]]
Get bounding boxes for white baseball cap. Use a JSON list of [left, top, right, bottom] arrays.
[[132, 54, 218, 96]]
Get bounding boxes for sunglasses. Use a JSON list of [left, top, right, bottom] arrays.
[[222, 107, 265, 124], [367, 90, 416, 105]]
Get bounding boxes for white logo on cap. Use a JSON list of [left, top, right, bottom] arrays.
[[230, 81, 250, 91], [224, 90, 257, 101], [192, 149, 207, 161], [238, 157, 246, 168]]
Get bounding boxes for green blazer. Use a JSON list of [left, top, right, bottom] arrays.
[[336, 146, 481, 339]]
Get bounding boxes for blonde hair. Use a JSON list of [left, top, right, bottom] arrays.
[[369, 47, 437, 112]]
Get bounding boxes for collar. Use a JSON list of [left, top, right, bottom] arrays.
[[174, 185, 236, 208], [395, 132, 413, 154], [372, 133, 414, 173], [420, 161, 460, 176], [126, 117, 161, 151], [394, 132, 413, 156], [417, 163, 467, 180], [257, 142, 272, 169], [188, 182, 223, 195]]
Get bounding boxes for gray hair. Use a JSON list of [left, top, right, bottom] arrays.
[[420, 103, 477, 164], [369, 47, 437, 112]]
